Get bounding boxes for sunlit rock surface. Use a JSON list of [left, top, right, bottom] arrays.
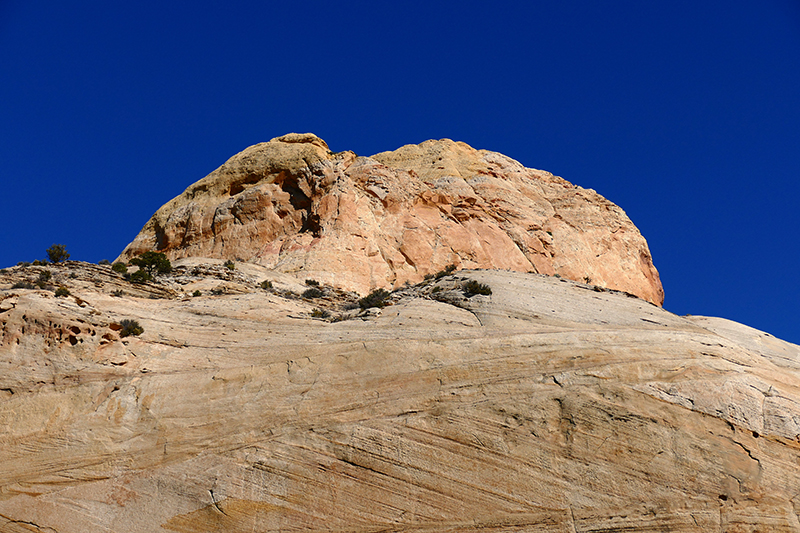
[[1, 262, 799, 532], [118, 134, 664, 306]]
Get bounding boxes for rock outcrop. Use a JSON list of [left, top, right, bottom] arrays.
[[2, 262, 800, 531], [118, 134, 664, 306]]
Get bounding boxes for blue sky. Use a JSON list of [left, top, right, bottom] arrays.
[[1, 1, 798, 344]]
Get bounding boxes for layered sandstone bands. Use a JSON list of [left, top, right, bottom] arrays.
[[1, 264, 799, 531], [118, 134, 664, 305]]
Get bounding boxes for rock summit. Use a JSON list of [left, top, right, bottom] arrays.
[[118, 134, 664, 305]]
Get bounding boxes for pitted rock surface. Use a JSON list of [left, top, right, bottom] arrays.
[[118, 134, 664, 305]]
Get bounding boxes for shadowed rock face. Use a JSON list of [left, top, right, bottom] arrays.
[[1, 263, 800, 532], [118, 133, 664, 306]]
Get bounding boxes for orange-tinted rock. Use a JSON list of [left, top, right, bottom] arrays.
[[118, 134, 664, 305]]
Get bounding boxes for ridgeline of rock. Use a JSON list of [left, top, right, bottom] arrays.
[[2, 262, 800, 531], [118, 134, 664, 306]]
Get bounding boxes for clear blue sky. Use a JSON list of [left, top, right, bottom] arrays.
[[2, 1, 798, 344]]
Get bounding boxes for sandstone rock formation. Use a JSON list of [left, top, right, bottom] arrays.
[[2, 262, 800, 531], [118, 134, 664, 306]]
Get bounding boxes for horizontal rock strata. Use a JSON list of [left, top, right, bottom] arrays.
[[118, 133, 664, 305]]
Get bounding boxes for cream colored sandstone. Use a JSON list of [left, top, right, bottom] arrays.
[[1, 263, 799, 531], [118, 134, 664, 305]]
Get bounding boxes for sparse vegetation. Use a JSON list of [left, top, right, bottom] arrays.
[[435, 264, 457, 280], [12, 281, 35, 289], [46, 244, 70, 263], [223, 259, 235, 270], [36, 270, 52, 288], [302, 287, 324, 299], [463, 279, 492, 297], [359, 288, 390, 309], [17, 262, 31, 267], [112, 289, 124, 297], [54, 286, 70, 297], [130, 269, 153, 284], [129, 252, 171, 276], [119, 319, 144, 338], [192, 290, 202, 297], [32, 259, 48, 266], [311, 308, 331, 319], [305, 279, 319, 286], [98, 259, 111, 265], [112, 262, 128, 274], [260, 280, 273, 290]]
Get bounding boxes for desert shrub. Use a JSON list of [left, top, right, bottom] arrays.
[[98, 259, 111, 265], [192, 290, 202, 297], [111, 289, 124, 297], [305, 279, 319, 286], [463, 279, 492, 297], [32, 259, 48, 266], [129, 252, 171, 276], [223, 260, 235, 270], [119, 319, 144, 337], [54, 286, 70, 297], [46, 244, 70, 263], [112, 262, 128, 274], [434, 264, 457, 280], [210, 288, 224, 295], [0, 269, 7, 274], [260, 280, 273, 290], [37, 270, 52, 287], [17, 262, 31, 267], [12, 281, 35, 289], [302, 287, 323, 299], [311, 307, 330, 318], [358, 288, 390, 309], [129, 269, 153, 284]]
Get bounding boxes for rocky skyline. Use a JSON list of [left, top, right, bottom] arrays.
[[2, 135, 799, 530], [1, 3, 798, 344]]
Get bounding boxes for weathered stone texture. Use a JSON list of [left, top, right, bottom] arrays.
[[1, 264, 799, 531], [118, 134, 664, 305]]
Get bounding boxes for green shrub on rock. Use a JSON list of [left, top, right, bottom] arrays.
[[46, 244, 70, 263], [302, 287, 323, 299], [129, 252, 171, 276], [358, 288, 390, 309], [130, 269, 153, 284], [54, 286, 70, 297], [463, 279, 492, 297], [119, 319, 144, 337]]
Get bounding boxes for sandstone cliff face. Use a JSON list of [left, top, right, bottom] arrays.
[[1, 262, 800, 532], [118, 134, 664, 306]]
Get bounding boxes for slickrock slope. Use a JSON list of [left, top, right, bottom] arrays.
[[2, 262, 800, 532], [118, 134, 664, 306]]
